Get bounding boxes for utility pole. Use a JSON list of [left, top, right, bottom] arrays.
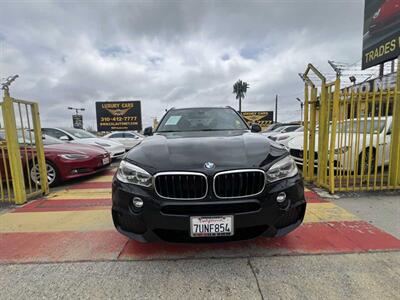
[[275, 94, 278, 123], [296, 98, 304, 125], [379, 62, 384, 78]]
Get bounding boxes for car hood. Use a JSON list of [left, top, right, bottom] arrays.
[[71, 138, 124, 147], [44, 142, 108, 155], [125, 130, 288, 174]]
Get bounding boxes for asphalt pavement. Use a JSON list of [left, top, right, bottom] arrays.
[[0, 252, 399, 300]]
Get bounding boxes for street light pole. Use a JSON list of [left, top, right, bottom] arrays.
[[296, 98, 304, 125], [67, 107, 85, 115]]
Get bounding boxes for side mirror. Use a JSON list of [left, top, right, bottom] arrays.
[[143, 127, 153, 136], [59, 135, 70, 141], [251, 124, 262, 133]]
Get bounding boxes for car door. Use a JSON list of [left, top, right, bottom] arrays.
[[108, 132, 125, 145], [383, 122, 392, 165]]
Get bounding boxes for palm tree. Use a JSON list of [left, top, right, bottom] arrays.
[[233, 79, 249, 113]]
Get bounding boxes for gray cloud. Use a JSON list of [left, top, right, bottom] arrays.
[[0, 0, 364, 128]]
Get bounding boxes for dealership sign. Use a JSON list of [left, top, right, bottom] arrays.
[[96, 101, 142, 131], [362, 0, 400, 69], [241, 111, 273, 130]]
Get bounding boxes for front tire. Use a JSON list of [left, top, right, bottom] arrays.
[[358, 148, 376, 176], [30, 161, 59, 187]]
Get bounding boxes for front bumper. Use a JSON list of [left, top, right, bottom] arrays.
[[112, 174, 306, 243], [108, 146, 126, 159], [57, 154, 112, 181]]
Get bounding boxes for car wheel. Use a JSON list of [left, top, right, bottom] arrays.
[[30, 161, 59, 187], [358, 148, 376, 176]]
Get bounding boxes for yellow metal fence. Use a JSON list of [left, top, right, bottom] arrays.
[[300, 61, 400, 193], [0, 89, 48, 204]]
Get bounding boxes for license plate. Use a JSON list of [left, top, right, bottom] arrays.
[[190, 216, 234, 237], [102, 157, 110, 165]]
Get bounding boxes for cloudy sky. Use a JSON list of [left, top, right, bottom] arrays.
[[0, 0, 365, 129]]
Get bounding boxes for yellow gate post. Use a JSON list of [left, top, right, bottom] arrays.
[[317, 82, 328, 187], [308, 87, 317, 181], [389, 58, 400, 186], [302, 83, 309, 178], [328, 76, 341, 194], [2, 90, 27, 204], [31, 103, 49, 194]]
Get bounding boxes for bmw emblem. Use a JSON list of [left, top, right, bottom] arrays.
[[204, 162, 215, 170]]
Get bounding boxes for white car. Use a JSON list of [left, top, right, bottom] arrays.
[[42, 127, 126, 159], [270, 126, 304, 147], [102, 131, 144, 150], [262, 125, 302, 139], [288, 117, 392, 173]]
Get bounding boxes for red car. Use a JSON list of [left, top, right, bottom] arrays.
[[0, 134, 111, 187], [369, 0, 400, 34]]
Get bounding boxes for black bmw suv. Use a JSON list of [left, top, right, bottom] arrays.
[[112, 107, 306, 243]]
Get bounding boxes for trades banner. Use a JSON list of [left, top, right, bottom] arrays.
[[96, 101, 142, 131], [241, 111, 274, 131], [362, 0, 400, 69]]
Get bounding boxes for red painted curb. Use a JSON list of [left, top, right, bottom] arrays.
[[13, 199, 112, 213], [0, 231, 127, 263], [68, 182, 112, 189], [304, 191, 328, 203], [1, 221, 399, 263]]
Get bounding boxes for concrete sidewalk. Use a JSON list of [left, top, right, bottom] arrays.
[[0, 252, 399, 300], [334, 192, 400, 239]]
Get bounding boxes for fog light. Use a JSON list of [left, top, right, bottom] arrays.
[[276, 192, 287, 203], [132, 197, 143, 208]]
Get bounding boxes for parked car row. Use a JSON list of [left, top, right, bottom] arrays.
[[1, 128, 146, 187], [266, 117, 393, 173]]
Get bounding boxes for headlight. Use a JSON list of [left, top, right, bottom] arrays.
[[265, 156, 298, 182], [276, 135, 290, 141], [95, 141, 111, 147], [333, 146, 349, 155], [116, 160, 152, 187], [373, 8, 381, 19], [59, 153, 90, 160]]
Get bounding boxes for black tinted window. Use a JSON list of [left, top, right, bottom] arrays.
[[43, 128, 69, 139]]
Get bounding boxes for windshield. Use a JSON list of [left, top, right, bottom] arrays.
[[295, 127, 304, 132], [42, 135, 64, 145], [157, 108, 249, 132], [0, 131, 64, 145], [63, 128, 96, 139]]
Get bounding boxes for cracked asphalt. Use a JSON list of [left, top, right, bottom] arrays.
[[0, 252, 399, 300]]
